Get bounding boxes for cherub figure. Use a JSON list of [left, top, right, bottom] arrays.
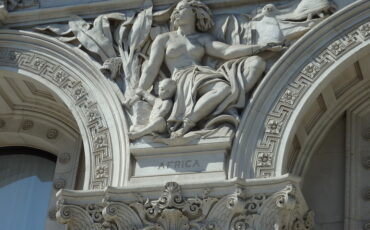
[[128, 79, 176, 140]]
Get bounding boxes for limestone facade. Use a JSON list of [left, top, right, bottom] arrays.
[[0, 0, 369, 229]]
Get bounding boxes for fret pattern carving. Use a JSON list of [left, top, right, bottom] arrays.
[[0, 47, 113, 189], [255, 21, 370, 177]]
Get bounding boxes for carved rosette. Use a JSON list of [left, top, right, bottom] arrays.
[[57, 182, 314, 230]]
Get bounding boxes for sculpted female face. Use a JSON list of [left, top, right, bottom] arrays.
[[172, 1, 196, 27], [261, 4, 277, 16]]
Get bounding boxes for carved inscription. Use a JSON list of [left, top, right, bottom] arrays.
[[158, 159, 200, 169], [134, 152, 225, 177]]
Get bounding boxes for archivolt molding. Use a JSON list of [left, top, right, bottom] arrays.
[[230, 0, 370, 179], [255, 20, 370, 177], [0, 30, 127, 189]]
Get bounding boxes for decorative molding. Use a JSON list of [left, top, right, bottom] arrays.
[[22, 119, 34, 130], [56, 204, 97, 230], [46, 128, 59, 139], [48, 206, 57, 220], [254, 21, 370, 177], [53, 178, 66, 190], [0, 47, 113, 189], [58, 152, 71, 164], [57, 182, 313, 230]]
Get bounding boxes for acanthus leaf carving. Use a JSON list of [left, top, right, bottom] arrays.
[[57, 182, 314, 230], [103, 202, 144, 230], [56, 205, 97, 230]]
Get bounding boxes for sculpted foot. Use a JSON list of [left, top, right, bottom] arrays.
[[128, 131, 143, 140], [170, 118, 195, 138], [170, 128, 187, 138]]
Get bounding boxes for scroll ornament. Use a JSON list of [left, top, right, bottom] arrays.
[[56, 182, 314, 230]]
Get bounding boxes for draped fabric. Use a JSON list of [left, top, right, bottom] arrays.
[[0, 150, 55, 230], [167, 56, 263, 126]]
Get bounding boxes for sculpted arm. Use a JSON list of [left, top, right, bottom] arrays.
[[140, 90, 156, 105], [138, 35, 167, 90], [205, 39, 267, 60]]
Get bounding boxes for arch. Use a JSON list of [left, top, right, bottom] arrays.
[[229, 0, 370, 179], [0, 30, 129, 189]]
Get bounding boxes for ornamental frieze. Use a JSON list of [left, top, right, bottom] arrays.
[[56, 181, 313, 230]]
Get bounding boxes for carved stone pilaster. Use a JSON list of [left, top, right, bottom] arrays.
[[57, 182, 314, 230]]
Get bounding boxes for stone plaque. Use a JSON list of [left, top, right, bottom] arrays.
[[133, 151, 225, 177], [131, 137, 230, 178]]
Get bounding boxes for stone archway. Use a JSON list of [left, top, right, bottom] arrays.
[[229, 0, 370, 179], [0, 30, 128, 189]]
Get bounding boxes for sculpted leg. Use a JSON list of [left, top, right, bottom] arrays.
[[190, 82, 231, 123], [171, 82, 231, 137], [243, 56, 266, 92], [129, 118, 166, 140]]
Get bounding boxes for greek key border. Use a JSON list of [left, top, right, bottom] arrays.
[[254, 21, 370, 177], [0, 47, 112, 189]]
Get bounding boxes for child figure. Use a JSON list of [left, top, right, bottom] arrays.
[[128, 79, 176, 140]]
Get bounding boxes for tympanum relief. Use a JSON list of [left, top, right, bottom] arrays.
[[35, 0, 335, 146]]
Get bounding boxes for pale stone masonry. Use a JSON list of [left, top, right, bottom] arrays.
[[0, 0, 369, 229]]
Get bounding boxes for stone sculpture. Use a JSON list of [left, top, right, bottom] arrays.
[[136, 0, 282, 139], [56, 182, 314, 230], [129, 78, 176, 140], [34, 0, 335, 144]]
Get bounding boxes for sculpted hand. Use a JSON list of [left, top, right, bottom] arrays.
[[126, 94, 140, 107], [266, 45, 286, 52], [265, 42, 287, 52], [135, 88, 145, 97]]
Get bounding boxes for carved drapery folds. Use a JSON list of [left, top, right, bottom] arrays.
[[56, 182, 314, 230], [34, 0, 335, 146]]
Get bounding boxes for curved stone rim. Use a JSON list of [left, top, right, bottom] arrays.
[[230, 0, 370, 179], [0, 30, 129, 189]]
